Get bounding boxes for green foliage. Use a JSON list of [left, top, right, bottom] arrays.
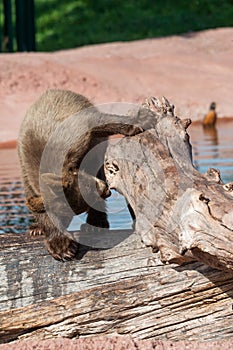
[[35, 0, 233, 51]]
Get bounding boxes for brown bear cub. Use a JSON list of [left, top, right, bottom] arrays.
[[18, 89, 147, 261]]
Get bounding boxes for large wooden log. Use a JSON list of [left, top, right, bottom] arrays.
[[1, 232, 233, 343], [1, 97, 233, 343], [105, 97, 233, 271]]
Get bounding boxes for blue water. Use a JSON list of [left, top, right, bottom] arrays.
[[1, 119, 233, 233]]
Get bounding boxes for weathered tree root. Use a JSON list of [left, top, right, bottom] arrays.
[[105, 97, 233, 271]]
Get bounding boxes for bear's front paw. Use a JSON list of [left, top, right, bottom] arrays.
[[45, 234, 79, 261]]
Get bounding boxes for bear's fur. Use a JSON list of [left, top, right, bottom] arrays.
[[18, 89, 143, 261]]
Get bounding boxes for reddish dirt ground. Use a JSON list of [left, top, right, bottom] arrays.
[[1, 28, 233, 348], [1, 337, 233, 350], [0, 27, 233, 144]]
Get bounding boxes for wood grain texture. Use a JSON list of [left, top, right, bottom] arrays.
[[1, 232, 233, 343]]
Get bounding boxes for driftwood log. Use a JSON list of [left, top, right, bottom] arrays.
[[1, 97, 233, 343], [105, 97, 233, 271]]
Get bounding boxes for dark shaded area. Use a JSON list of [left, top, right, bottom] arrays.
[[15, 0, 36, 51], [3, 0, 13, 51], [0, 0, 36, 52]]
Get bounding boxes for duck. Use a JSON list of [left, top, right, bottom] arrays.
[[203, 102, 217, 128]]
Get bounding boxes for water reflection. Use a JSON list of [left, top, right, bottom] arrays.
[[203, 126, 218, 147], [190, 120, 233, 183], [0, 179, 33, 233], [193, 126, 219, 171]]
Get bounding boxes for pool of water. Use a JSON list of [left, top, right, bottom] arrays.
[[190, 119, 233, 183], [1, 119, 233, 234]]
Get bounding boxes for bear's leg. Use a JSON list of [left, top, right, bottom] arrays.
[[86, 201, 109, 229], [26, 196, 45, 213], [85, 164, 109, 229]]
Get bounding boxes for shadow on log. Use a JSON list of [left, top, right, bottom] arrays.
[[1, 97, 233, 343]]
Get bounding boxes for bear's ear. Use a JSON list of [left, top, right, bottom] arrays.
[[40, 173, 63, 194]]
